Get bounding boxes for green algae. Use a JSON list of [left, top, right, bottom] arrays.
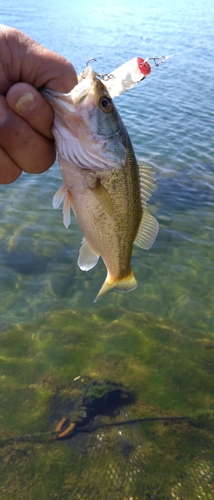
[[0, 418, 214, 499], [189, 409, 214, 428], [0, 306, 214, 499]]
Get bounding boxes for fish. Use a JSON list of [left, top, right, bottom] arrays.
[[42, 66, 159, 302]]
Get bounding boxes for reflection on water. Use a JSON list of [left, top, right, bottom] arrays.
[[0, 0, 214, 497]]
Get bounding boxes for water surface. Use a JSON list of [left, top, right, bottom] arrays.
[[0, 1, 214, 498]]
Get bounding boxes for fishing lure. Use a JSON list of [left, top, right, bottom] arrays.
[[79, 56, 161, 98], [100, 57, 152, 98], [99, 56, 168, 98], [79, 44, 203, 99]]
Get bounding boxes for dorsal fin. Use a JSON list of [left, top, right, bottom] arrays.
[[138, 165, 156, 206], [90, 180, 114, 217], [78, 238, 100, 271], [134, 209, 159, 250]]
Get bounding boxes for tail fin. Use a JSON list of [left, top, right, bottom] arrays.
[[94, 270, 137, 303]]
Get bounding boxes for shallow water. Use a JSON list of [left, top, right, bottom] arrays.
[[0, 1, 214, 498]]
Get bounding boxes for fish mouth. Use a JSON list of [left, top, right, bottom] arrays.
[[72, 66, 97, 106], [72, 66, 107, 108], [41, 66, 108, 111]]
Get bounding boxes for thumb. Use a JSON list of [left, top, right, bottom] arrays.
[[0, 24, 78, 94]]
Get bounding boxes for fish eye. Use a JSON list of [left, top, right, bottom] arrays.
[[99, 95, 113, 113]]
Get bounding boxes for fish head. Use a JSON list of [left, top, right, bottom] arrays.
[[72, 66, 121, 136], [42, 66, 127, 172]]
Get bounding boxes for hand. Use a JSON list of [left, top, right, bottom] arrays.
[[0, 24, 77, 184]]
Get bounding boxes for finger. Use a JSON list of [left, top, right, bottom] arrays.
[[6, 83, 54, 139], [0, 96, 56, 174], [0, 26, 78, 94], [0, 146, 22, 184]]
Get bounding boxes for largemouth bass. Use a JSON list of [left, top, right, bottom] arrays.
[[43, 67, 159, 302]]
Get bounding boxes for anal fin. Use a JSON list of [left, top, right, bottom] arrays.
[[134, 209, 159, 250], [78, 238, 100, 271]]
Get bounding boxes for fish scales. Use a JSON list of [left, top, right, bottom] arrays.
[[74, 142, 142, 282]]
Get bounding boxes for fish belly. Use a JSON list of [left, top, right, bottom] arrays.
[[71, 165, 141, 283]]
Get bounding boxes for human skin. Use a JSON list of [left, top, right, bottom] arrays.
[[0, 24, 77, 184]]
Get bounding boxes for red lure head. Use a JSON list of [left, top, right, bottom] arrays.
[[137, 57, 151, 76]]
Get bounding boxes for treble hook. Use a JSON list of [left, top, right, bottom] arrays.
[[86, 58, 97, 67], [79, 58, 98, 80], [84, 58, 114, 81]]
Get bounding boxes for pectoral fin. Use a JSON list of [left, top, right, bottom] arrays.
[[78, 238, 100, 271], [52, 186, 67, 209], [52, 186, 74, 228], [90, 180, 114, 217], [134, 209, 159, 250]]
